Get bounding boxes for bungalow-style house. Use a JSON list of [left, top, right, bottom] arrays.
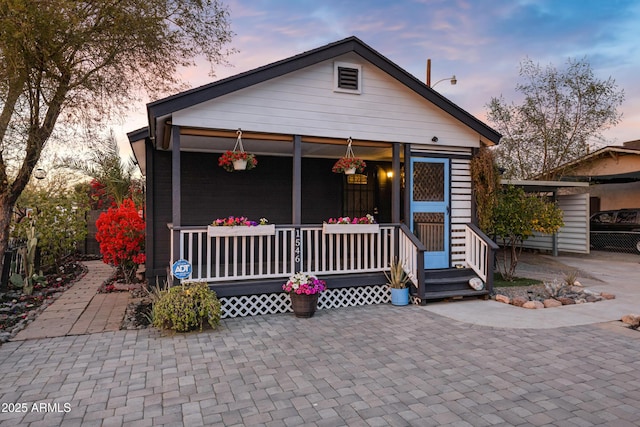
[[128, 36, 501, 318], [550, 140, 640, 214]]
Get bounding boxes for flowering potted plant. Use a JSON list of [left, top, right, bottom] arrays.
[[207, 216, 274, 237], [283, 272, 326, 318], [323, 214, 379, 234], [332, 156, 366, 175], [218, 150, 258, 172]]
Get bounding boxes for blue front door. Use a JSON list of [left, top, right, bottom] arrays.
[[409, 157, 450, 269]]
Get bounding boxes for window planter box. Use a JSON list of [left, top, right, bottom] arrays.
[[322, 223, 380, 234], [207, 224, 276, 237]]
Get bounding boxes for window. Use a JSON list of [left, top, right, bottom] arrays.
[[592, 213, 613, 224], [616, 211, 638, 224], [334, 62, 362, 94]]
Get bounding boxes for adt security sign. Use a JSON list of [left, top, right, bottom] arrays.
[[171, 259, 192, 280]]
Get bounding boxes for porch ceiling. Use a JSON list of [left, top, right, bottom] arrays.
[[170, 133, 396, 161]]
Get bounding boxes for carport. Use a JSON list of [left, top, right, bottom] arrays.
[[501, 179, 590, 255]]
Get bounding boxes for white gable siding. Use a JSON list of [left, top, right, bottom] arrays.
[[173, 53, 482, 148]]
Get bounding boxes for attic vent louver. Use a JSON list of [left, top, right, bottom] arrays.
[[334, 62, 362, 94], [338, 67, 359, 90]]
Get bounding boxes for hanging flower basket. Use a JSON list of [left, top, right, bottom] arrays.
[[218, 129, 258, 172], [332, 137, 366, 174], [332, 157, 366, 174], [218, 151, 257, 172]]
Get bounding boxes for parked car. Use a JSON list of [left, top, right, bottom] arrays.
[[590, 208, 640, 253]]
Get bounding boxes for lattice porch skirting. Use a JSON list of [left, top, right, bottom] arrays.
[[220, 285, 421, 318]]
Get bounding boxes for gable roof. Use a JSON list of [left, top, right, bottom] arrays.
[[142, 36, 501, 145], [549, 144, 640, 183]]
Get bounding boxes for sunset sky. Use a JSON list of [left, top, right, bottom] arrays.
[[118, 0, 640, 156]]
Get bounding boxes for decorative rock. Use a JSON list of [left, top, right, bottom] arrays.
[[573, 280, 583, 287], [523, 301, 544, 309], [468, 277, 484, 291], [543, 299, 562, 308], [495, 294, 510, 304], [512, 297, 528, 307], [600, 292, 615, 300], [585, 295, 598, 303], [557, 297, 576, 305], [621, 314, 640, 327]]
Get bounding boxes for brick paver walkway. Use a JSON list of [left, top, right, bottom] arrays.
[[0, 305, 639, 426], [12, 261, 122, 340]]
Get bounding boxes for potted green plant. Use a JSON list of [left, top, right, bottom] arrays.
[[384, 258, 411, 306]]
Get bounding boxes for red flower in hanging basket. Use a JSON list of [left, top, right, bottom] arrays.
[[332, 157, 366, 173], [218, 150, 258, 172]]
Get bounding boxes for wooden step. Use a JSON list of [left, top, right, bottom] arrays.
[[421, 268, 487, 298], [422, 288, 489, 301]]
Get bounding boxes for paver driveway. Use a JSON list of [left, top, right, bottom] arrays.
[[0, 304, 639, 426]]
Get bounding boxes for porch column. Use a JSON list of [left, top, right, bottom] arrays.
[[403, 143, 412, 227], [292, 134, 302, 224], [172, 125, 181, 264], [392, 143, 401, 223]]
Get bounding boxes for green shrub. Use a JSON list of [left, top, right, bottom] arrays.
[[152, 282, 221, 332]]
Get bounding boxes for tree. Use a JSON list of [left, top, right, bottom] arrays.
[[487, 57, 624, 180], [489, 186, 564, 281], [63, 132, 143, 208], [0, 0, 234, 271]]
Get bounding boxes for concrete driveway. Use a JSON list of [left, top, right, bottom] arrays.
[[424, 250, 640, 329]]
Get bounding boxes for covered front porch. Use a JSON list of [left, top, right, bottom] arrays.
[[169, 219, 496, 318], [130, 126, 499, 318]]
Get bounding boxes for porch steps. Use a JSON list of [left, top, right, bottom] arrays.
[[421, 268, 489, 301]]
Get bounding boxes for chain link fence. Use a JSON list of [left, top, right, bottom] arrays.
[[590, 231, 640, 254]]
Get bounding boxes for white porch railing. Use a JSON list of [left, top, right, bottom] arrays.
[[464, 223, 498, 287], [398, 226, 422, 287], [169, 224, 396, 282]]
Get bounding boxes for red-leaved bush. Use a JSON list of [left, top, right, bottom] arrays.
[[96, 199, 145, 283]]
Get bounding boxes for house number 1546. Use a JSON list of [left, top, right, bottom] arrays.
[[294, 229, 301, 266]]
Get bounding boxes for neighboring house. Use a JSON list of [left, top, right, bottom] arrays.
[[128, 36, 501, 317], [552, 140, 640, 213]]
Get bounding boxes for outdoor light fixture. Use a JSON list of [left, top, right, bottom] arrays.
[[387, 170, 394, 179], [431, 136, 439, 143], [431, 75, 457, 88], [34, 168, 46, 180], [426, 59, 457, 88]]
